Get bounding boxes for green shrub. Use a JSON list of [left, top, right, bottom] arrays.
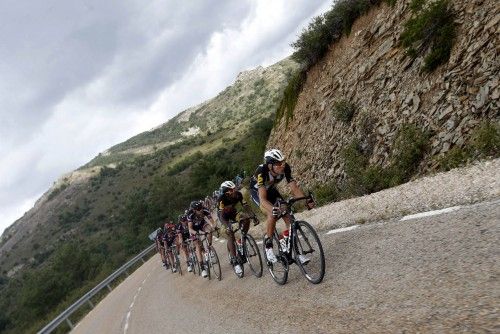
[[47, 183, 68, 201], [291, 0, 382, 68], [400, 0, 456, 72], [275, 70, 306, 126], [313, 181, 340, 205], [341, 124, 430, 196], [438, 146, 471, 171], [470, 121, 500, 157], [333, 100, 357, 123], [388, 124, 430, 184]]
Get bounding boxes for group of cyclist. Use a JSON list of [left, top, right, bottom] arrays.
[[154, 148, 316, 279]]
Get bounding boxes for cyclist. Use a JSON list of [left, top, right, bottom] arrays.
[[154, 227, 169, 269], [176, 213, 193, 272], [187, 200, 217, 278], [217, 180, 255, 275], [163, 221, 178, 273], [250, 149, 315, 264]]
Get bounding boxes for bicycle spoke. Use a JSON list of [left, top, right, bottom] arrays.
[[263, 233, 288, 285], [294, 221, 325, 284], [245, 234, 263, 278]]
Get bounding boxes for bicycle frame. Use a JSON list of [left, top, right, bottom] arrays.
[[274, 195, 315, 261]]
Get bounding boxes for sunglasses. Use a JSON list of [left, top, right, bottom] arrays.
[[273, 161, 285, 167]]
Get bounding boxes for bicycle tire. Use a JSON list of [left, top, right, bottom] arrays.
[[293, 220, 325, 284], [209, 245, 222, 281], [262, 233, 288, 285], [189, 245, 200, 276], [244, 234, 263, 278], [175, 249, 183, 276]]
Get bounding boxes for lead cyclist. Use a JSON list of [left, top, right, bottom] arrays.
[[250, 149, 315, 264]]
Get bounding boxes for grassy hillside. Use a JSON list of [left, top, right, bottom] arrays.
[[0, 58, 297, 334]]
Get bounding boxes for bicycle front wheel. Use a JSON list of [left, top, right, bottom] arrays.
[[262, 233, 288, 285], [208, 245, 222, 281], [293, 220, 325, 284], [244, 234, 263, 278], [175, 249, 182, 276]]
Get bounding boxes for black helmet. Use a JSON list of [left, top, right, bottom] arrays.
[[178, 214, 187, 222], [190, 200, 203, 211]]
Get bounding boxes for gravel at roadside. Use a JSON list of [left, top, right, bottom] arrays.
[[295, 158, 500, 232]]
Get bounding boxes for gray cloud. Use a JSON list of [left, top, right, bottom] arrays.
[[0, 0, 331, 234]]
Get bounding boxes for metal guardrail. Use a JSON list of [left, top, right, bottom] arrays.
[[38, 243, 156, 334]]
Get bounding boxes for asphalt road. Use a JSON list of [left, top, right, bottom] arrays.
[[72, 199, 499, 333]]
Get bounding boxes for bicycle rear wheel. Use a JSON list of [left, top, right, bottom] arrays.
[[244, 234, 262, 278], [293, 220, 325, 284], [262, 233, 288, 285], [208, 245, 222, 281]]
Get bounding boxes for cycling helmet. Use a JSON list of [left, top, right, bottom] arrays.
[[220, 180, 236, 193], [264, 149, 285, 164], [190, 200, 203, 211], [178, 214, 187, 222], [165, 222, 175, 230]]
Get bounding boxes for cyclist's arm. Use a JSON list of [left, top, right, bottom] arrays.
[[288, 180, 306, 198], [206, 215, 216, 228], [188, 221, 197, 236], [258, 187, 274, 214]]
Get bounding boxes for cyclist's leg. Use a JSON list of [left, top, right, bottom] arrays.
[[225, 223, 236, 258], [203, 223, 213, 247], [192, 234, 203, 265], [241, 218, 251, 234]]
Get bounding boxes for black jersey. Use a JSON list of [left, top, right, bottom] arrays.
[[187, 209, 211, 228], [217, 191, 244, 211], [250, 163, 294, 190]]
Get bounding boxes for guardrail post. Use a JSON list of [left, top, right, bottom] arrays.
[[107, 284, 112, 292], [87, 300, 94, 309], [65, 318, 74, 329], [141, 257, 145, 263]]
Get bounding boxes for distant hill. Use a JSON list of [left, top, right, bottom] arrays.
[[0, 57, 298, 334]]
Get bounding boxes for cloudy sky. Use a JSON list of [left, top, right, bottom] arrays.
[[0, 0, 331, 235]]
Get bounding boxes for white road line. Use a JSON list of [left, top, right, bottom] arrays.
[[138, 286, 142, 292], [400, 206, 461, 221], [142, 279, 147, 284], [124, 310, 132, 334], [129, 301, 135, 309], [326, 225, 359, 235]]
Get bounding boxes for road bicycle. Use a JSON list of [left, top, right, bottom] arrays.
[[262, 194, 325, 285], [185, 238, 201, 276], [226, 215, 263, 278], [167, 244, 182, 276], [197, 229, 222, 280]]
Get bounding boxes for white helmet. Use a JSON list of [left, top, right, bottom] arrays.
[[264, 149, 285, 164], [220, 180, 236, 193]]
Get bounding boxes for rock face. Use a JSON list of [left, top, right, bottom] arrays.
[[268, 0, 499, 188]]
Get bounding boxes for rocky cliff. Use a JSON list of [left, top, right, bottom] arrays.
[[268, 0, 499, 189]]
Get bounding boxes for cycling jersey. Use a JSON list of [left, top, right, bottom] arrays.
[[250, 163, 294, 206], [217, 191, 245, 222], [163, 229, 176, 247], [250, 163, 294, 190], [187, 209, 211, 231], [176, 222, 190, 240]]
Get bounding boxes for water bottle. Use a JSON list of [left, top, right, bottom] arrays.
[[236, 239, 243, 256], [279, 229, 289, 252]]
